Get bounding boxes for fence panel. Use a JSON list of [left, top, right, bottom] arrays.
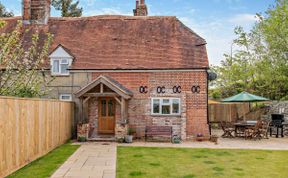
[[0, 96, 74, 177], [209, 103, 250, 123]]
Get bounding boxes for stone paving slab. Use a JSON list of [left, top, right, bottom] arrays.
[[51, 143, 116, 178], [118, 130, 288, 151]]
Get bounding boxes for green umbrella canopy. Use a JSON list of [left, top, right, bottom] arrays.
[[221, 91, 270, 102]]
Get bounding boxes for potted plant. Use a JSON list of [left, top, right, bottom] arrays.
[[196, 133, 204, 141], [78, 136, 86, 142], [125, 128, 135, 143], [172, 135, 181, 144]]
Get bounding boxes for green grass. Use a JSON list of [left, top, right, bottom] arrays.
[[117, 147, 288, 178], [7, 143, 80, 178]]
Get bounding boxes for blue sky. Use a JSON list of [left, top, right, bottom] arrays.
[[2, 0, 273, 65]]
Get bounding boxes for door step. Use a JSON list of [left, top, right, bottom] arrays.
[[87, 136, 116, 142]]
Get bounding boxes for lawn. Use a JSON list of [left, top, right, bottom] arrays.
[[117, 146, 288, 178], [7, 143, 80, 178]]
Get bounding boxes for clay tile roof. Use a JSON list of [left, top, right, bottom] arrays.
[[0, 15, 209, 70]]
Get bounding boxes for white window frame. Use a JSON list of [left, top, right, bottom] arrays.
[[151, 98, 181, 116], [51, 58, 70, 76], [59, 94, 72, 101]]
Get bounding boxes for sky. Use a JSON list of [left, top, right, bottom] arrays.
[[2, 0, 274, 65]]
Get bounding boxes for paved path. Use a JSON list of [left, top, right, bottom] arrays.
[[51, 143, 116, 178]]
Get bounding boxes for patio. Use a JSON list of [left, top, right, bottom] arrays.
[[118, 129, 288, 150]]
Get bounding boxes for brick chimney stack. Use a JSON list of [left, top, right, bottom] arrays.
[[23, 0, 51, 24], [133, 0, 148, 16]]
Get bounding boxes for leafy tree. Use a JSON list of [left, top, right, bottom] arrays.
[[0, 2, 13, 17], [210, 0, 288, 100], [0, 21, 53, 97], [52, 0, 83, 17]]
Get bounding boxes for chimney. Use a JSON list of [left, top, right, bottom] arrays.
[[23, 0, 51, 24], [133, 0, 148, 16]]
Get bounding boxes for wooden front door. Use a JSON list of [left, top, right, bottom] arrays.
[[98, 97, 116, 134]]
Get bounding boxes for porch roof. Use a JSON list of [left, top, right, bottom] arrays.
[[75, 75, 133, 99]]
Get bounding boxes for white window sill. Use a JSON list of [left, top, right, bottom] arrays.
[[151, 114, 181, 117], [51, 74, 70, 77]]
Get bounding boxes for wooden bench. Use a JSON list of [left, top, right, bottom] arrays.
[[145, 126, 172, 142]]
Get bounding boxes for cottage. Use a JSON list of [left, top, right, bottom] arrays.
[[2, 0, 210, 140]]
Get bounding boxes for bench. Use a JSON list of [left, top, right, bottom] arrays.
[[145, 126, 172, 142]]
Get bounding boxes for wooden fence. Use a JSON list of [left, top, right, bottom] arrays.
[[209, 103, 250, 123], [0, 96, 74, 177]]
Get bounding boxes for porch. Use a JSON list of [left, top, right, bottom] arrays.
[[75, 75, 133, 140]]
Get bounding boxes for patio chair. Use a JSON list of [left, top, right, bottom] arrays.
[[220, 121, 235, 138], [244, 121, 263, 140]]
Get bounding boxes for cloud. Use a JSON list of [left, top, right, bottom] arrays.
[[178, 16, 239, 65], [228, 13, 258, 25]]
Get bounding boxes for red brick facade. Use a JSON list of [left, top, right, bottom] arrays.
[[3, 1, 211, 140], [87, 70, 209, 139]]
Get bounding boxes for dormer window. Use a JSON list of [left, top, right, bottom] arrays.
[[52, 58, 69, 75], [49, 44, 74, 76]]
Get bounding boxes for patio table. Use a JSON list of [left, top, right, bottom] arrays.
[[234, 121, 257, 137]]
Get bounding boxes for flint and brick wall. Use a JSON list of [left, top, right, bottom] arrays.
[[90, 70, 209, 139], [262, 101, 288, 121]]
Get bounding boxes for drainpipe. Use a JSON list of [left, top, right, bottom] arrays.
[[207, 70, 211, 136]]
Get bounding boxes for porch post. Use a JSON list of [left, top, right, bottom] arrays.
[[79, 97, 84, 123], [121, 97, 125, 123]]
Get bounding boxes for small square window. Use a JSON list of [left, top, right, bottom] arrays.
[[60, 59, 68, 64], [59, 94, 72, 101], [163, 99, 170, 104]]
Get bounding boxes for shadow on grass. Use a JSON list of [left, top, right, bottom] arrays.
[[6, 142, 80, 178]]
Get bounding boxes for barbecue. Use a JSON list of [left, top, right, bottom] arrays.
[[270, 114, 285, 137]]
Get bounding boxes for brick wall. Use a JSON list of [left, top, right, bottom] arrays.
[[91, 70, 209, 139]]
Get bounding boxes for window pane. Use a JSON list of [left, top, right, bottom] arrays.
[[162, 105, 170, 114], [108, 100, 114, 116], [61, 64, 69, 74], [52, 60, 59, 73], [163, 99, 170, 104], [60, 59, 68, 64], [101, 99, 106, 116], [172, 99, 180, 114], [153, 99, 160, 114]]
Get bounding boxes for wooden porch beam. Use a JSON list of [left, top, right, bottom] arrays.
[[100, 83, 104, 93], [83, 92, 118, 97], [121, 97, 128, 123], [114, 96, 121, 105], [83, 96, 91, 104]]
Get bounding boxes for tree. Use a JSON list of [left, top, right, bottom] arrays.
[[210, 0, 288, 100], [0, 2, 13, 17], [52, 0, 83, 17], [0, 20, 53, 97]]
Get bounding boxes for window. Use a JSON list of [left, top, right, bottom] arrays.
[[59, 94, 72, 101], [51, 59, 69, 75], [151, 98, 180, 115]]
